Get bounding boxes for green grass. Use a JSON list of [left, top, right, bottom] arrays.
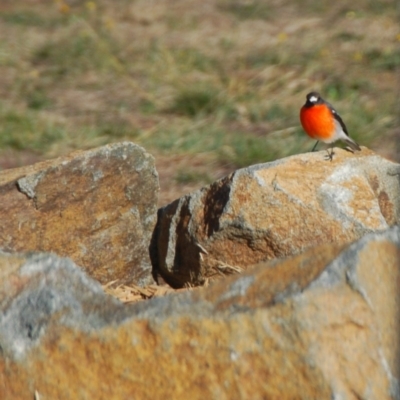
[[141, 124, 225, 154], [26, 87, 52, 110], [1, 10, 50, 27], [0, 0, 397, 181], [171, 48, 219, 73], [218, 135, 279, 167], [33, 31, 114, 77], [171, 87, 220, 116], [365, 49, 400, 71], [0, 106, 66, 151], [218, 1, 273, 20], [175, 169, 213, 184], [170, 86, 237, 118]]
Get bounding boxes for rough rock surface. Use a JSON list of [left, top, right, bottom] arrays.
[[0, 142, 159, 285], [1, 227, 400, 399], [152, 148, 400, 287]]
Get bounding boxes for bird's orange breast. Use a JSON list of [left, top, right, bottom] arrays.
[[300, 104, 335, 140]]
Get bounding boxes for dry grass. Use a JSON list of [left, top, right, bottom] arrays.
[[102, 280, 189, 303], [102, 248, 245, 302], [0, 0, 398, 206]]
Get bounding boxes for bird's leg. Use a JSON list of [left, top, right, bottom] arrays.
[[324, 147, 335, 161], [311, 141, 319, 152]]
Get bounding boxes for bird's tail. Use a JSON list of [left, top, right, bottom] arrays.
[[343, 137, 361, 152]]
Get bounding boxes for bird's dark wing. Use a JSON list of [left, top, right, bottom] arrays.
[[326, 102, 349, 136]]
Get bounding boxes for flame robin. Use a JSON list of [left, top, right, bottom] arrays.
[[300, 91, 361, 160]]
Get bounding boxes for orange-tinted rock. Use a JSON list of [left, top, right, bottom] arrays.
[[1, 227, 400, 399], [0, 142, 159, 285], [152, 148, 400, 287]]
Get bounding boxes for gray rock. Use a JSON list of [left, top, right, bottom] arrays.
[[151, 149, 400, 287], [2, 227, 400, 399], [0, 142, 159, 286]]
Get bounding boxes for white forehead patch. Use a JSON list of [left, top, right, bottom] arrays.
[[309, 95, 318, 103]]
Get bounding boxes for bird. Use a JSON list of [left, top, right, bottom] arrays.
[[300, 91, 361, 160]]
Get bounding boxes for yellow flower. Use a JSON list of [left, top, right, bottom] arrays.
[[104, 18, 115, 31], [277, 32, 288, 43], [29, 70, 40, 79], [59, 2, 70, 14], [85, 1, 96, 11], [319, 48, 329, 57], [353, 52, 363, 62]]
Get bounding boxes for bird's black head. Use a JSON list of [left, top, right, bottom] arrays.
[[304, 91, 323, 107]]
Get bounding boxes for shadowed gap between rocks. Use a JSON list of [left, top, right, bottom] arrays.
[[203, 175, 232, 237]]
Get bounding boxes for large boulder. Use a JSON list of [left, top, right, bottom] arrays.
[[1, 227, 400, 399], [0, 142, 159, 285], [151, 148, 400, 287]]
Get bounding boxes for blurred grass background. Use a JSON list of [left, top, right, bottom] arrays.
[[0, 0, 398, 205]]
